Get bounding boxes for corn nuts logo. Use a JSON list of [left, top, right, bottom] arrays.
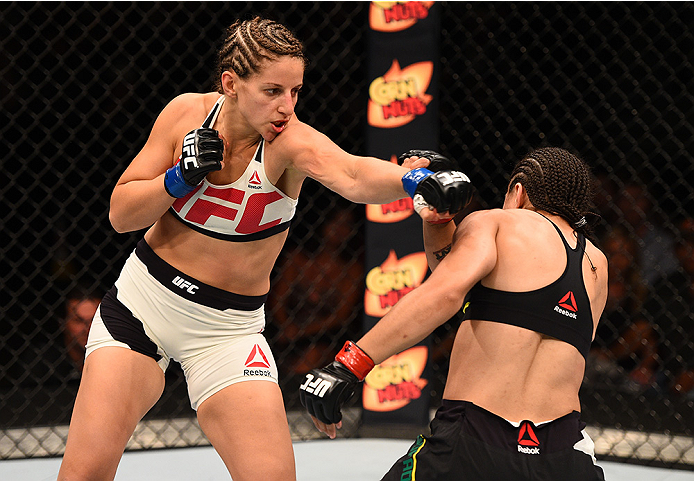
[[363, 346, 429, 412], [367, 155, 414, 223], [369, 1, 434, 32], [365, 250, 428, 317], [368, 60, 433, 129]]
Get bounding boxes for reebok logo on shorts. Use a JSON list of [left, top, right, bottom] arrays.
[[243, 344, 272, 376], [517, 421, 540, 455], [554, 291, 577, 319]]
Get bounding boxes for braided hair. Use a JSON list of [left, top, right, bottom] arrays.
[[508, 147, 597, 243], [214, 17, 307, 92]]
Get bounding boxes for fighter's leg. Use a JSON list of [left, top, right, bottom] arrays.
[[197, 380, 296, 481], [58, 347, 165, 481]]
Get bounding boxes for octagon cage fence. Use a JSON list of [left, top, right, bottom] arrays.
[[2, 1, 693, 470]]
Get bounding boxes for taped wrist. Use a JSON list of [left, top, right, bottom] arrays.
[[335, 341, 375, 382], [427, 217, 453, 225], [164, 164, 196, 198], [401, 168, 433, 198]]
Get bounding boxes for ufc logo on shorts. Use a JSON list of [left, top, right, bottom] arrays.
[[172, 276, 199, 294], [299, 373, 332, 398], [182, 132, 199, 170], [435, 171, 470, 186]]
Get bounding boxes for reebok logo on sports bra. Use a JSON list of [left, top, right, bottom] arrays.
[[557, 291, 578, 311], [554, 291, 578, 318], [248, 171, 262, 189]]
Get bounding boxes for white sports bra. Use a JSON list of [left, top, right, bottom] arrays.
[[168, 96, 298, 242]]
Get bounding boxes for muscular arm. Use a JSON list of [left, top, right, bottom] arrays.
[[424, 221, 456, 270], [280, 122, 413, 205], [357, 210, 499, 364], [109, 95, 197, 233], [589, 246, 609, 339]]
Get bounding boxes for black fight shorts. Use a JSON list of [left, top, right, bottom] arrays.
[[381, 400, 605, 481]]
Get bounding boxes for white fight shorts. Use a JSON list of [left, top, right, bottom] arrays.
[[85, 239, 278, 410]]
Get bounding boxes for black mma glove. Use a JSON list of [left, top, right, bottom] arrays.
[[299, 341, 375, 425], [397, 149, 458, 173], [164, 128, 224, 198], [399, 149, 473, 215], [412, 170, 473, 215]]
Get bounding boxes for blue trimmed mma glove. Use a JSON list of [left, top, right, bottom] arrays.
[[397, 149, 458, 172], [399, 150, 473, 215], [164, 128, 224, 198], [299, 341, 375, 425]]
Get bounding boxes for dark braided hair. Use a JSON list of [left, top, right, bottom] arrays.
[[508, 147, 597, 243], [214, 17, 307, 92]]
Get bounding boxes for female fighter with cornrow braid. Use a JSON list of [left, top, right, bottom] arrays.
[[301, 147, 608, 480], [58, 16, 471, 481]]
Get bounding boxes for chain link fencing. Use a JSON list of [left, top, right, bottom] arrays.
[[1, 1, 693, 468]]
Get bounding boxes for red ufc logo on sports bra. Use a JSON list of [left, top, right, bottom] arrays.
[[172, 184, 284, 234]]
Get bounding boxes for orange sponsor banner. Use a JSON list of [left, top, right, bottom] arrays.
[[367, 59, 433, 129], [362, 346, 429, 412], [363, 1, 439, 426], [369, 1, 435, 32], [364, 250, 428, 318], [366, 198, 414, 224]]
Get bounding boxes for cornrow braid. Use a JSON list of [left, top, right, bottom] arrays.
[[214, 16, 307, 92], [508, 147, 597, 243]]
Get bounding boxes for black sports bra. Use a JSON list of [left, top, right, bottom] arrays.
[[462, 214, 594, 359]]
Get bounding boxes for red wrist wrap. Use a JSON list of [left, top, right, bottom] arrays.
[[335, 341, 375, 382], [427, 217, 453, 225]]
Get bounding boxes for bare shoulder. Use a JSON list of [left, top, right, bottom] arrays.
[[267, 117, 344, 174], [456, 209, 553, 264], [493, 208, 562, 238], [459, 208, 507, 223], [453, 208, 505, 242], [162, 92, 218, 121], [148, 92, 220, 146], [456, 208, 511, 230], [271, 118, 329, 155]]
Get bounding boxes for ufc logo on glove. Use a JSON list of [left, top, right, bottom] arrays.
[[299, 373, 333, 398], [182, 132, 200, 170], [435, 171, 470, 186]]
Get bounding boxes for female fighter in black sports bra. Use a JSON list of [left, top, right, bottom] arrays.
[[301, 147, 608, 480]]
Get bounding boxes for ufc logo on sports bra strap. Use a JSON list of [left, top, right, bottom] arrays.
[[173, 186, 284, 234]]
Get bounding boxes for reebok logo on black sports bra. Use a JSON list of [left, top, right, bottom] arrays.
[[554, 291, 578, 318]]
